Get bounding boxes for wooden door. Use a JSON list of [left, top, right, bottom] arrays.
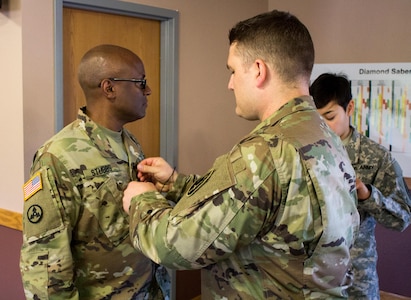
[[63, 7, 161, 157]]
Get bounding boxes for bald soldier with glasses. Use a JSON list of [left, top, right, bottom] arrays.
[[20, 44, 170, 300]]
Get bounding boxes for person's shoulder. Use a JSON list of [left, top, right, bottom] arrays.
[[355, 133, 399, 170], [35, 120, 86, 155], [358, 133, 390, 154]]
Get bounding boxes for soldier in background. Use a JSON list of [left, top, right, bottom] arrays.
[[122, 10, 360, 299], [20, 44, 170, 299], [310, 73, 411, 300]]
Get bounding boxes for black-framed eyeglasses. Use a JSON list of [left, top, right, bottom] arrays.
[[99, 77, 147, 89]]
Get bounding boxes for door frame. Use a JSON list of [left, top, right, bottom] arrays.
[[54, 0, 179, 168]]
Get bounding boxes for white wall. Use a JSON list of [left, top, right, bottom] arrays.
[[269, 0, 411, 63], [0, 0, 24, 213]]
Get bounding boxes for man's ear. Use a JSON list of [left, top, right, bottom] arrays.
[[100, 79, 115, 97], [346, 99, 355, 117], [254, 59, 267, 87]]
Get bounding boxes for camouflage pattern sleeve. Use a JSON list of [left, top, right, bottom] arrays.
[[352, 132, 411, 231], [130, 161, 269, 269], [20, 152, 80, 299], [165, 173, 200, 203], [360, 158, 411, 230]]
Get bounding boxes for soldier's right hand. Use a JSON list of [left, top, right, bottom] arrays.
[[137, 157, 177, 191]]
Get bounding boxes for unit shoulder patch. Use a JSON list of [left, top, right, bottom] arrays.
[[27, 204, 43, 224]]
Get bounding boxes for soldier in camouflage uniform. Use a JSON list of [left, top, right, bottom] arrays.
[[122, 11, 360, 299], [310, 73, 411, 300], [20, 45, 170, 299]]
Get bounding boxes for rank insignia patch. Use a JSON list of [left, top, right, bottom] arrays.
[[23, 172, 43, 201]]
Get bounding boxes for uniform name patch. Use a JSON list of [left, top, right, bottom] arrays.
[[23, 172, 43, 201], [91, 165, 112, 176], [84, 164, 113, 178]]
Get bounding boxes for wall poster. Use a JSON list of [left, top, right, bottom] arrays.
[[311, 63, 411, 177]]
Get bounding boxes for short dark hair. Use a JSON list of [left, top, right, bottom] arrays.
[[309, 73, 352, 110], [228, 10, 314, 84]]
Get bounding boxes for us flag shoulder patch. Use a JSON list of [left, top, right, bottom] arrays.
[[23, 172, 43, 201]]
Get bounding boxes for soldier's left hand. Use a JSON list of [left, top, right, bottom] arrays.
[[356, 178, 371, 201]]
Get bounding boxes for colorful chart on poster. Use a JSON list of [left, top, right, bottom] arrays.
[[311, 63, 411, 176]]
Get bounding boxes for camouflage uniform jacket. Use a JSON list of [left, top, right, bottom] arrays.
[[20, 107, 170, 300], [128, 97, 360, 299], [345, 126, 411, 300]]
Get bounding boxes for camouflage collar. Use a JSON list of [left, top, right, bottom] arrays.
[[76, 107, 144, 164], [346, 126, 361, 164], [252, 96, 315, 133]]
